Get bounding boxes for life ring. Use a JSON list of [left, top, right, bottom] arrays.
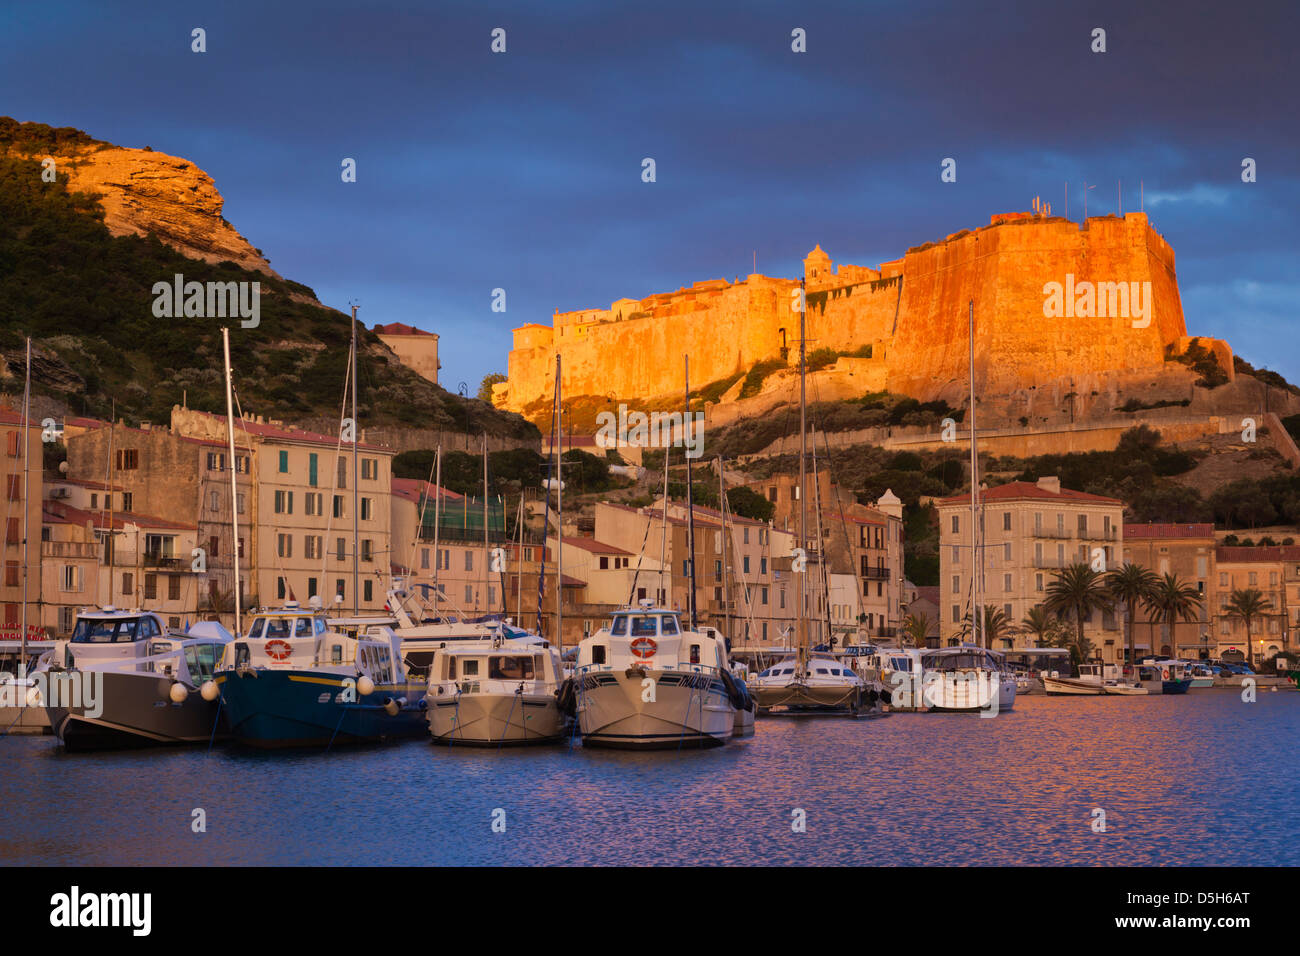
[[266, 639, 292, 661], [1161, 667, 1169, 680], [629, 637, 657, 659]]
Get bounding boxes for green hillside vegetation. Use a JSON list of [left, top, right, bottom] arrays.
[[0, 128, 536, 440]]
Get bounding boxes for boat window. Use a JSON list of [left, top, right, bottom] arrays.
[[661, 616, 679, 636], [609, 616, 627, 636], [116, 619, 141, 642], [264, 618, 292, 640], [331, 644, 343, 665], [447, 657, 457, 679], [815, 667, 829, 675], [463, 659, 480, 677], [72, 619, 118, 643], [630, 616, 657, 637], [490, 655, 536, 680], [294, 618, 314, 637], [141, 617, 161, 638], [314, 617, 327, 635], [592, 645, 607, 665], [184, 643, 222, 683], [247, 618, 265, 639]]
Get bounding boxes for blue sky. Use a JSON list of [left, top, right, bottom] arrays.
[[3, 0, 1297, 390]]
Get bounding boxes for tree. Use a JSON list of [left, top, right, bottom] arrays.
[[959, 604, 1013, 648], [477, 373, 506, 402], [1224, 588, 1272, 669], [1142, 573, 1203, 658], [1019, 605, 1056, 647], [1106, 562, 1159, 677], [1044, 563, 1113, 651], [726, 485, 775, 523], [902, 612, 931, 648]]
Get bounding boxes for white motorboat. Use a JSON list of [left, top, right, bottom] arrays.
[[574, 603, 746, 749], [42, 608, 232, 751], [1102, 680, 1148, 696], [0, 640, 55, 734], [1043, 663, 1106, 696], [427, 635, 568, 745], [753, 653, 872, 712]]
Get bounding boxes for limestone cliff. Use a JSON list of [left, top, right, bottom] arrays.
[[1, 118, 279, 279]]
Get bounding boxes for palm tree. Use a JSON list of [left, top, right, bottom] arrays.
[[1044, 563, 1112, 652], [1020, 605, 1056, 648], [1142, 572, 1203, 658], [1106, 562, 1159, 678], [1224, 588, 1272, 669], [960, 604, 1012, 648], [902, 612, 931, 649]]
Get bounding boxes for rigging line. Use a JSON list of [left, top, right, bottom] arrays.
[[626, 446, 670, 606], [404, 448, 440, 581], [536, 366, 559, 636]]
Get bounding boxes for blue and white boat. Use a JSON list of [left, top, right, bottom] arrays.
[[209, 602, 427, 748]]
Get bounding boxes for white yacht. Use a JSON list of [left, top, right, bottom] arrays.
[[919, 645, 1017, 713], [1043, 662, 1107, 696], [42, 608, 231, 751], [752, 653, 871, 713], [379, 584, 509, 678], [574, 602, 743, 749], [426, 635, 568, 745]]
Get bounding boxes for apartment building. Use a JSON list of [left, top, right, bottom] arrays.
[[1123, 523, 1214, 659], [170, 408, 394, 614], [1, 408, 42, 637], [1212, 546, 1295, 663], [937, 476, 1125, 661]]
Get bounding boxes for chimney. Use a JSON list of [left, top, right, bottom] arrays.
[[1036, 475, 1062, 494]]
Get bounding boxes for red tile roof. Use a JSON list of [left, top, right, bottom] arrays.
[[0, 408, 37, 427], [44, 500, 196, 531], [391, 477, 464, 504], [182, 410, 390, 452], [1216, 546, 1300, 563], [374, 322, 436, 337], [939, 481, 1122, 506], [1124, 523, 1216, 539], [559, 535, 633, 556], [48, 477, 124, 492]]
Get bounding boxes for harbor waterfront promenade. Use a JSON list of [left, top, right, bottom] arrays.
[[3, 690, 1296, 866]]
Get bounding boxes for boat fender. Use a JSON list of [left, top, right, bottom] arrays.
[[200, 680, 220, 702], [356, 675, 376, 697], [418, 697, 428, 709], [169, 682, 189, 704], [718, 669, 748, 710], [554, 678, 577, 716], [383, 697, 400, 717]]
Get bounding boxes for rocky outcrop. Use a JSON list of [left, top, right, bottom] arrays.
[[8, 137, 280, 278]]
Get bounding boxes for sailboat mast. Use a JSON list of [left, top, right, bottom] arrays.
[[968, 299, 980, 648], [554, 354, 562, 649], [482, 434, 489, 614], [683, 356, 697, 630], [221, 328, 243, 637], [432, 444, 441, 608], [350, 305, 360, 615], [718, 456, 729, 639], [797, 279, 808, 671], [20, 338, 30, 673]]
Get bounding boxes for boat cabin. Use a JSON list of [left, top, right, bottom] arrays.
[[428, 643, 561, 696], [579, 606, 727, 672]]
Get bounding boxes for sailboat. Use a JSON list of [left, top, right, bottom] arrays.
[[920, 301, 1016, 714], [751, 280, 872, 714], [574, 356, 744, 748], [209, 317, 428, 747]]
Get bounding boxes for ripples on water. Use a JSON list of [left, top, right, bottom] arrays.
[[2, 692, 1296, 865]]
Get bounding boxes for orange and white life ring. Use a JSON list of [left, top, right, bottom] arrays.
[[1161, 667, 1170, 680], [630, 637, 658, 659], [266, 639, 292, 661]]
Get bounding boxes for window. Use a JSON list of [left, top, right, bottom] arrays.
[[336, 579, 346, 601], [278, 450, 289, 473], [7, 475, 21, 500], [1004, 542, 1011, 561], [305, 492, 319, 516], [122, 492, 133, 512], [237, 493, 246, 514], [362, 540, 373, 563], [115, 448, 139, 470], [743, 527, 750, 544], [277, 577, 287, 599], [122, 572, 133, 595], [4, 561, 19, 587], [235, 455, 249, 474], [361, 497, 373, 521], [208, 535, 219, 558], [144, 574, 157, 600], [5, 516, 18, 542], [305, 536, 320, 560], [600, 556, 610, 570], [465, 585, 474, 604], [336, 538, 347, 561], [307, 577, 318, 599], [277, 534, 293, 559], [308, 452, 318, 487], [362, 458, 377, 480], [206, 451, 224, 471], [421, 548, 430, 570], [60, 565, 81, 592], [89, 494, 97, 509], [363, 580, 373, 603], [760, 557, 767, 575], [333, 495, 344, 519], [952, 546, 960, 563], [5, 431, 18, 457], [1036, 573, 1043, 592], [951, 515, 959, 534], [761, 586, 768, 605], [168, 576, 181, 601], [712, 559, 720, 578], [743, 556, 750, 575], [1004, 573, 1012, 592], [464, 550, 473, 571], [274, 490, 294, 515], [951, 575, 960, 594], [1002, 512, 1011, 531], [337, 456, 347, 489], [1077, 514, 1088, 534], [952, 604, 960, 623]]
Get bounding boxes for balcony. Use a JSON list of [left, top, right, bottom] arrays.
[[861, 566, 892, 581], [1032, 528, 1073, 539], [142, 554, 189, 571], [1079, 528, 1118, 541], [42, 541, 99, 560]]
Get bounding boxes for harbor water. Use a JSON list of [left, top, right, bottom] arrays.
[[3, 690, 1296, 866]]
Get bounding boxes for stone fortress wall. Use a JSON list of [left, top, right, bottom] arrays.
[[496, 210, 1231, 415]]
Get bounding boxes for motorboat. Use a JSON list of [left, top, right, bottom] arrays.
[[213, 601, 427, 748], [1140, 658, 1193, 695], [426, 634, 568, 745], [1186, 661, 1216, 688], [1102, 680, 1148, 696], [0, 639, 55, 734], [1043, 662, 1106, 696], [752, 651, 876, 713], [574, 602, 745, 749], [41, 608, 231, 751]]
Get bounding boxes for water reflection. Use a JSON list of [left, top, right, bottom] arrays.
[[1, 693, 1295, 865]]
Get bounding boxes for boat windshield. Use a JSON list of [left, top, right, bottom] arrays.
[[609, 616, 628, 635], [262, 617, 316, 639], [489, 655, 538, 680], [72, 616, 159, 643], [629, 616, 658, 637], [922, 650, 1000, 671]]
